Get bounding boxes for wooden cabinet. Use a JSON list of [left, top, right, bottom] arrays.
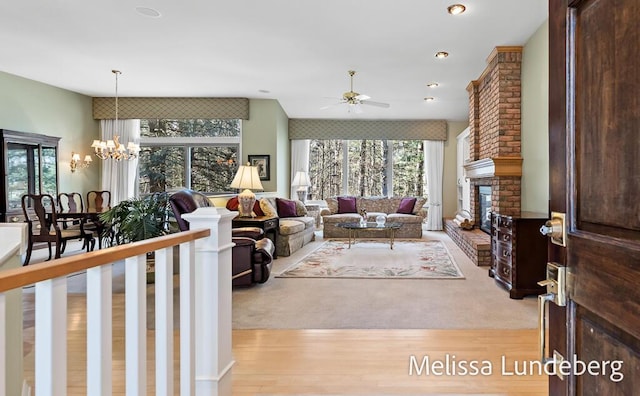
[[1, 130, 60, 223], [489, 212, 548, 299]]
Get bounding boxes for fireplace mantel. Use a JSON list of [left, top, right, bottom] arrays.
[[464, 157, 523, 179]]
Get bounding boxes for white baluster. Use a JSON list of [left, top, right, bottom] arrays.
[[180, 241, 196, 396], [35, 277, 67, 396], [125, 254, 147, 396], [155, 247, 174, 396], [87, 263, 113, 395]]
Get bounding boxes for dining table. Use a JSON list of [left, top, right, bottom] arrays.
[[56, 208, 111, 249]]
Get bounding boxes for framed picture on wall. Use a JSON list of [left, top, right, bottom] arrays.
[[248, 154, 270, 180]]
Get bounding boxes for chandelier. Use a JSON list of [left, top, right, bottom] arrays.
[[91, 70, 141, 161]]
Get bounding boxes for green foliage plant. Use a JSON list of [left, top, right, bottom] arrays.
[[99, 192, 170, 245]]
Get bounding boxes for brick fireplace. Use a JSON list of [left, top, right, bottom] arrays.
[[446, 46, 523, 266], [465, 46, 523, 225]]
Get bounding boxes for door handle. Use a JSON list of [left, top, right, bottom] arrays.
[[537, 263, 567, 364], [538, 293, 555, 364]]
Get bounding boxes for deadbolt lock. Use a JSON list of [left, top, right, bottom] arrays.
[[540, 211, 566, 247]]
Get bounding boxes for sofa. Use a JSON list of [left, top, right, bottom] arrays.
[[259, 197, 316, 257], [169, 189, 275, 287], [321, 196, 427, 239], [226, 196, 316, 257]]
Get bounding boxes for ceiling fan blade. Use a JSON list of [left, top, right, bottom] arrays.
[[355, 94, 370, 101], [361, 100, 390, 108]]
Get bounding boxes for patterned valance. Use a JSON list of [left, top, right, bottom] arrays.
[[288, 119, 448, 140], [92, 97, 249, 120]]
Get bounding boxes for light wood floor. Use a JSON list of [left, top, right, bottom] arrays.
[[21, 294, 547, 395], [21, 237, 548, 395]]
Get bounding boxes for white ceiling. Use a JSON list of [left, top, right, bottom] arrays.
[[0, 0, 547, 121]]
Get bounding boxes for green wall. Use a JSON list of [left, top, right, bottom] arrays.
[[0, 71, 100, 194], [242, 99, 290, 197], [521, 19, 549, 214]]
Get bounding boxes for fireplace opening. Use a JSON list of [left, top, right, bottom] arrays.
[[478, 186, 492, 234]]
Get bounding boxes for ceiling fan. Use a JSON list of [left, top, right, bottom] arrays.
[[321, 70, 390, 113]]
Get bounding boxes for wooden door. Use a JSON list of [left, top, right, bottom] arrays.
[[547, 0, 640, 395]]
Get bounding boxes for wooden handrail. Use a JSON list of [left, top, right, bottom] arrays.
[[0, 229, 210, 293]]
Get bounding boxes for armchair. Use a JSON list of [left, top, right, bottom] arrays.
[[169, 189, 274, 286]]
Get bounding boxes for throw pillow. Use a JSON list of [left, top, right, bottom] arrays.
[[226, 196, 239, 211], [337, 196, 357, 213], [294, 200, 308, 217], [259, 198, 278, 218], [253, 200, 264, 216], [397, 197, 417, 214], [276, 198, 298, 218]]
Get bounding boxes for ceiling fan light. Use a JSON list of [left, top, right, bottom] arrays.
[[447, 4, 466, 15]]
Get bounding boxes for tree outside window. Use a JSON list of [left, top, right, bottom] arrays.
[[137, 119, 240, 194], [308, 139, 425, 200]]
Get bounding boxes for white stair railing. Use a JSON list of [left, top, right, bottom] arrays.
[[0, 206, 236, 396]]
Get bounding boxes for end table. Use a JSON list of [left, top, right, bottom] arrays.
[[232, 215, 279, 258]]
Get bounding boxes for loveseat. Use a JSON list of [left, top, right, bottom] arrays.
[[321, 196, 427, 239], [226, 196, 316, 257]]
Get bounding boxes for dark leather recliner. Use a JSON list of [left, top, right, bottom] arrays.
[[169, 189, 274, 286]]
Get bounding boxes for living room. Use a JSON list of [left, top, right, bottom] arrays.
[[0, 1, 555, 394]]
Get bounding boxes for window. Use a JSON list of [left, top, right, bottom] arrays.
[[308, 139, 425, 200], [137, 119, 240, 194]]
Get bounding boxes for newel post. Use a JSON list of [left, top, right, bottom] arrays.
[[182, 207, 236, 396]]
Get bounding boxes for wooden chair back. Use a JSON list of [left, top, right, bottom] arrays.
[[86, 190, 111, 212], [57, 192, 84, 213]]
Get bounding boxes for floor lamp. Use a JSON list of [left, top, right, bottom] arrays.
[[292, 171, 311, 202], [230, 163, 264, 217]]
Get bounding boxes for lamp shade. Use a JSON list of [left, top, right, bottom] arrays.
[[291, 171, 311, 187], [230, 164, 264, 191]]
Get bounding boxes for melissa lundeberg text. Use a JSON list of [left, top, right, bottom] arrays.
[[408, 354, 623, 382]]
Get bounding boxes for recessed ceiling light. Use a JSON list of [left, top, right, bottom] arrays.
[[424, 97, 435, 102], [447, 4, 466, 15], [135, 6, 161, 18], [435, 51, 449, 59], [427, 82, 439, 88]]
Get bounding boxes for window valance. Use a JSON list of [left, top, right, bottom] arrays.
[[92, 97, 250, 120], [288, 119, 447, 140]]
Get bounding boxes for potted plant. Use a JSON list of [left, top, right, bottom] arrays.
[[99, 192, 170, 282]]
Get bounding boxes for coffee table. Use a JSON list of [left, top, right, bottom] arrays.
[[336, 222, 402, 249]]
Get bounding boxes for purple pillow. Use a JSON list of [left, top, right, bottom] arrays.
[[397, 197, 417, 214], [276, 198, 298, 218], [337, 196, 357, 213]]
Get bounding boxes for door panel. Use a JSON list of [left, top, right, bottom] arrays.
[[549, 0, 640, 394], [548, 0, 570, 394]]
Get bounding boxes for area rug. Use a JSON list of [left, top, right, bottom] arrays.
[[277, 239, 464, 279]]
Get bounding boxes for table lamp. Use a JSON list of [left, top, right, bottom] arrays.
[[230, 163, 264, 217], [292, 171, 311, 202]]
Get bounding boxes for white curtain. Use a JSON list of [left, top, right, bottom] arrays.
[[99, 119, 141, 205], [424, 140, 444, 230], [290, 139, 310, 199]]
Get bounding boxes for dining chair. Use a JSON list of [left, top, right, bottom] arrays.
[[21, 193, 95, 265], [86, 190, 112, 249], [86, 190, 111, 212], [57, 192, 85, 229]]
